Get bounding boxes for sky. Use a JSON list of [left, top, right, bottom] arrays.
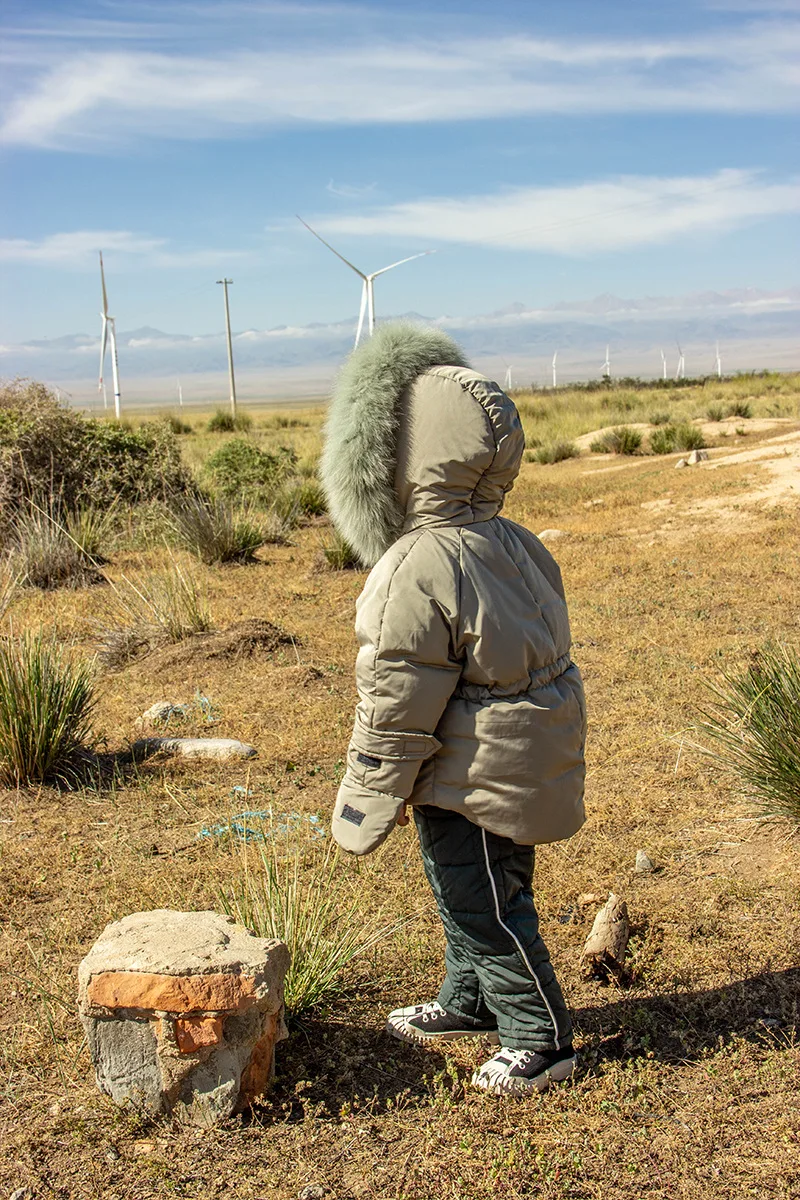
[[1, 0, 799, 348]]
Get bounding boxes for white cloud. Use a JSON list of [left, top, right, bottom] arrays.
[[0, 229, 239, 267], [312, 170, 800, 255], [1, 19, 799, 147], [326, 180, 378, 200]]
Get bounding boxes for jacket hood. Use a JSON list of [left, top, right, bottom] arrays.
[[321, 321, 524, 566]]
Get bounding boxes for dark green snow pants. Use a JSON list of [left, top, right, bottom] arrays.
[[414, 805, 573, 1052]]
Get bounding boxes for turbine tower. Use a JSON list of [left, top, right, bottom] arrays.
[[660, 348, 667, 380], [297, 217, 433, 347], [98, 251, 122, 418], [714, 342, 722, 378], [552, 351, 558, 389], [601, 345, 611, 381], [675, 342, 685, 381], [503, 365, 514, 392]]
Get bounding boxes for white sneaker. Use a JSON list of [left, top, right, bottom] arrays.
[[471, 1045, 577, 1096]]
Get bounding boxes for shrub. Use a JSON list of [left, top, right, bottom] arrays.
[[705, 404, 725, 422], [207, 409, 252, 433], [0, 632, 96, 787], [600, 391, 637, 412], [590, 426, 642, 455], [532, 440, 579, 465], [0, 381, 193, 519], [169, 494, 264, 564], [283, 479, 327, 517], [10, 500, 105, 590], [649, 411, 671, 426], [699, 644, 800, 823], [163, 414, 192, 435], [204, 438, 296, 502], [673, 423, 706, 451], [727, 400, 752, 419], [219, 835, 399, 1019], [649, 425, 677, 455]]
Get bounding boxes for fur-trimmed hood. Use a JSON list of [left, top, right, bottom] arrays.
[[321, 322, 524, 566]]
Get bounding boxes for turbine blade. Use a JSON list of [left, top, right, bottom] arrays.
[[370, 250, 434, 278], [297, 215, 366, 279], [99, 250, 109, 316], [98, 315, 108, 388]]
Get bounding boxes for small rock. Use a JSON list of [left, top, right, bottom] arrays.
[[687, 448, 709, 465], [298, 1187, 327, 1200], [131, 737, 257, 761], [583, 499, 605, 508], [635, 850, 655, 874], [105, 1146, 121, 1164], [10, 1189, 31, 1200], [578, 892, 605, 906], [142, 701, 188, 725], [537, 529, 569, 542], [675, 458, 688, 469]]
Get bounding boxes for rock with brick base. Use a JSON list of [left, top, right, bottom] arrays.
[[78, 910, 289, 1126]]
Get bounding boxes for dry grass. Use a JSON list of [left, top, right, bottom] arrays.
[[1, 376, 799, 1199]]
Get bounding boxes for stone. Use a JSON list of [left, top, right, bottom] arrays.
[[675, 458, 688, 469], [298, 1187, 327, 1200], [580, 893, 630, 980], [137, 701, 189, 730], [537, 528, 569, 542], [687, 448, 709, 465], [78, 910, 289, 1126], [635, 850, 655, 873], [131, 737, 257, 761]]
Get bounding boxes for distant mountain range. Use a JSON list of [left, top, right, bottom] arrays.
[[2, 287, 798, 404]]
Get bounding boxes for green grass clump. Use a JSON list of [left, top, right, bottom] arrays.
[[0, 632, 96, 787], [674, 423, 706, 451], [207, 409, 253, 433], [590, 426, 642, 455], [220, 835, 398, 1019], [318, 531, 362, 570], [204, 438, 296, 502], [170, 494, 264, 564], [706, 404, 726, 422], [285, 479, 327, 517], [649, 425, 677, 455], [531, 440, 579, 465], [10, 500, 106, 590], [164, 414, 192, 435], [699, 643, 800, 823], [649, 411, 671, 426], [727, 400, 752, 419]]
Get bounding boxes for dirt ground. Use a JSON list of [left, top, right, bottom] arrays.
[[2, 394, 799, 1200]]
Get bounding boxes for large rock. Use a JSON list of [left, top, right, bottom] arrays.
[[78, 910, 289, 1126], [130, 737, 257, 761]]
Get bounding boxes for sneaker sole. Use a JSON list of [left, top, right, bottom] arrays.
[[386, 1020, 500, 1046], [470, 1054, 577, 1096]]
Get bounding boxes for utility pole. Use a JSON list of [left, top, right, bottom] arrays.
[[216, 278, 237, 417]]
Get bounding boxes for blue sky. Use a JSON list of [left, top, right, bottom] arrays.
[[1, 0, 799, 344]]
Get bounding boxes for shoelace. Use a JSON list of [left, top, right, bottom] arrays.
[[499, 1048, 536, 1070], [419, 1002, 445, 1023]]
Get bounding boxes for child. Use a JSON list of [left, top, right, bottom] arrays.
[[322, 323, 587, 1096]]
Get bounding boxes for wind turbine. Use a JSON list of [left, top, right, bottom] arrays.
[[601, 345, 611, 380], [552, 351, 558, 389], [297, 216, 433, 347], [503, 365, 514, 392], [714, 342, 722, 378], [675, 342, 685, 381], [177, 376, 184, 408], [660, 348, 667, 380], [98, 251, 122, 418]]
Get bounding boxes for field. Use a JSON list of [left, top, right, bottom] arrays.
[[2, 373, 800, 1199]]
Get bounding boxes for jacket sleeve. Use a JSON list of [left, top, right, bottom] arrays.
[[332, 533, 462, 855]]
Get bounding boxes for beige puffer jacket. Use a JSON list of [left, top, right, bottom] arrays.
[[322, 324, 586, 855]]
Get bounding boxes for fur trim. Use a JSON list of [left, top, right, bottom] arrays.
[[321, 321, 470, 566]]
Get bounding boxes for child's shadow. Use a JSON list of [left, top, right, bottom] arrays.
[[254, 966, 798, 1120]]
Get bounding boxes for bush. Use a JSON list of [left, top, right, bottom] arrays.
[[706, 404, 726, 422], [164, 414, 192, 435], [727, 400, 752, 419], [674, 423, 706, 451], [0, 380, 193, 519], [590, 426, 642, 455], [207, 409, 252, 433], [204, 438, 296, 502], [649, 425, 677, 455], [649, 411, 671, 426], [10, 499, 106, 589], [283, 479, 326, 517], [219, 834, 398, 1019], [532, 440, 579, 465], [0, 632, 96, 787], [699, 644, 800, 822], [170, 494, 264, 565]]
